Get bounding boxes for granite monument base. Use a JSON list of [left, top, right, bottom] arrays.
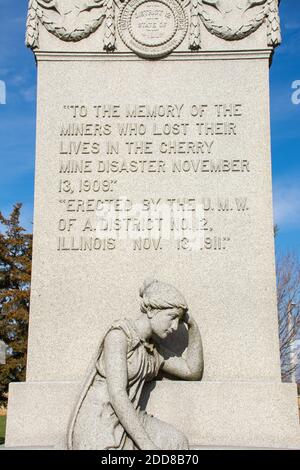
[[5, 381, 300, 449]]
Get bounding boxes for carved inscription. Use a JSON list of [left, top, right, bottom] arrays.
[[131, 2, 176, 46], [56, 102, 251, 253], [118, 0, 187, 58]]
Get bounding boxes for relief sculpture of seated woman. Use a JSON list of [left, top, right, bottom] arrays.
[[67, 279, 204, 450]]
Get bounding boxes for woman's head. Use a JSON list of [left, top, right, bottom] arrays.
[[139, 279, 188, 338]]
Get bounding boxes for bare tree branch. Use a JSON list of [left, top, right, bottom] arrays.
[[276, 253, 300, 382]]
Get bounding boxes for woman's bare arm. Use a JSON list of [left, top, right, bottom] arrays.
[[104, 329, 159, 450], [160, 315, 204, 380]]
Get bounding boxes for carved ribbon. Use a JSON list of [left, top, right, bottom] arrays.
[[104, 0, 116, 51]]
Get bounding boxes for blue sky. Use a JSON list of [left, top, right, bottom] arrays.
[[0, 1, 299, 259]]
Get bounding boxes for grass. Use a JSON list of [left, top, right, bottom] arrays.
[[0, 416, 6, 445]]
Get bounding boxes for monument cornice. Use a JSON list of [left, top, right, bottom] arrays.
[[34, 48, 273, 62]]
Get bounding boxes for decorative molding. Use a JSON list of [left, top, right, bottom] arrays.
[[26, 0, 40, 49], [266, 0, 281, 47], [189, 0, 201, 51], [35, 49, 273, 62], [104, 0, 116, 51], [26, 0, 281, 56]]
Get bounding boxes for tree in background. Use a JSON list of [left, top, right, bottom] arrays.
[[0, 204, 32, 407], [276, 253, 300, 382]]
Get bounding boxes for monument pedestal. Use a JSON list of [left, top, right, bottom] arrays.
[[6, 381, 300, 449]]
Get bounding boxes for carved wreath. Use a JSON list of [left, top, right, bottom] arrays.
[[26, 0, 116, 50], [190, 0, 281, 50]]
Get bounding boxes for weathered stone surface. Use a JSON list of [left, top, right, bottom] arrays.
[[27, 56, 281, 384], [5, 381, 300, 449]]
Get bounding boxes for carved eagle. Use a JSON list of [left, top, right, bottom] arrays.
[[191, 0, 281, 46], [202, 0, 268, 15]]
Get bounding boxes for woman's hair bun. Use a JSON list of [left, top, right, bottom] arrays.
[[139, 278, 158, 298]]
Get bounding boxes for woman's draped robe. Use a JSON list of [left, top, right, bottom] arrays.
[[67, 319, 165, 450]]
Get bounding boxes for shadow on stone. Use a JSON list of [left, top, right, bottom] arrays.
[[139, 323, 189, 411]]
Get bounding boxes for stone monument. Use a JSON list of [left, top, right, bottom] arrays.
[[5, 0, 300, 448]]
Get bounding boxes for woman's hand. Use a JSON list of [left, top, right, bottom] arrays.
[[161, 312, 204, 381]]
